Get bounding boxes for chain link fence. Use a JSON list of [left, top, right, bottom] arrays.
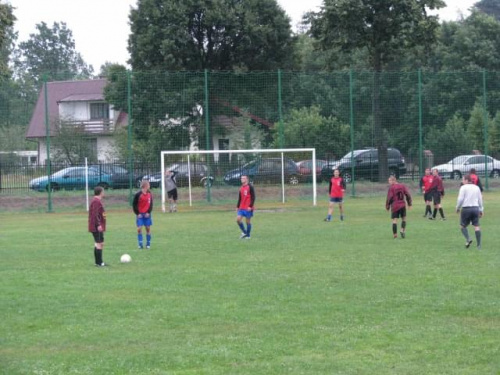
[[1, 70, 499, 212]]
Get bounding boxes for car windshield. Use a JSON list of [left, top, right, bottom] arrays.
[[340, 150, 365, 160], [242, 160, 258, 169], [52, 168, 79, 177]]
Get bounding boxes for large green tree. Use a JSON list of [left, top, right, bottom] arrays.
[[128, 0, 296, 71], [475, 0, 500, 21], [14, 21, 93, 85], [309, 0, 445, 180], [0, 0, 15, 79]]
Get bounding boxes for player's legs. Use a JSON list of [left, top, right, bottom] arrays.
[[338, 202, 344, 221], [400, 215, 407, 238], [92, 232, 105, 266], [471, 210, 481, 249], [237, 212, 247, 237], [392, 218, 398, 238], [460, 209, 473, 248], [145, 226, 151, 248], [325, 201, 334, 221], [245, 217, 252, 238]]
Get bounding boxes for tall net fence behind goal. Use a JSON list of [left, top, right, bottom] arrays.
[[159, 149, 317, 211]]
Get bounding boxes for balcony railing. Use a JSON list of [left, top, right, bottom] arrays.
[[61, 119, 115, 134]]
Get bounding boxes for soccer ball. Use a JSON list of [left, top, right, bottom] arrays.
[[120, 254, 132, 263]]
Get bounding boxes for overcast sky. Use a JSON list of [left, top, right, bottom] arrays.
[[7, 0, 477, 71]]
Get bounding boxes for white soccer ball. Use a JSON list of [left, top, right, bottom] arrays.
[[120, 254, 132, 263]]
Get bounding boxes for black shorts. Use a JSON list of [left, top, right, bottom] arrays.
[[167, 188, 178, 201], [424, 192, 433, 202], [391, 207, 407, 219], [432, 191, 442, 205], [91, 231, 104, 243], [460, 207, 480, 227]]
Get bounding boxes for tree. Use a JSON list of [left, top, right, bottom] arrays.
[[14, 21, 93, 85], [0, 1, 15, 79], [475, 0, 500, 21], [309, 0, 445, 180], [128, 0, 297, 71]]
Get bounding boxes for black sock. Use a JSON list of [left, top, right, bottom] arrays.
[[401, 221, 406, 230], [475, 230, 481, 247], [461, 227, 470, 241], [433, 208, 437, 218], [392, 223, 397, 235], [94, 247, 99, 264], [439, 208, 445, 218], [425, 206, 431, 216], [96, 249, 103, 265]]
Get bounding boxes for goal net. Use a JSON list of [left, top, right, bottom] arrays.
[[158, 148, 317, 211]]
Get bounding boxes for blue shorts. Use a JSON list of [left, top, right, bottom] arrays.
[[329, 197, 343, 203], [237, 209, 253, 218], [136, 214, 152, 227]]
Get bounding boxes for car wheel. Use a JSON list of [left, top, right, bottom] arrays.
[[490, 169, 500, 179], [288, 175, 299, 185], [202, 177, 213, 188], [451, 171, 462, 180], [342, 172, 352, 183], [46, 183, 59, 192]]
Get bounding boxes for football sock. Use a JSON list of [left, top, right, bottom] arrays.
[[461, 227, 470, 241], [238, 222, 246, 234], [340, 214, 344, 221], [439, 208, 445, 218], [401, 221, 406, 230], [327, 214, 332, 221], [146, 234, 151, 246], [96, 249, 103, 265], [94, 247, 98, 264], [425, 206, 431, 216], [433, 208, 437, 218], [138, 233, 143, 247], [392, 223, 397, 235], [246, 224, 252, 237], [475, 230, 481, 247]]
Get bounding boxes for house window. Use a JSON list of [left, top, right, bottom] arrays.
[[90, 103, 109, 120]]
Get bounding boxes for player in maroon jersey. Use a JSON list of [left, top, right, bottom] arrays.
[[386, 175, 412, 239], [428, 168, 446, 220], [236, 175, 256, 239], [419, 168, 434, 218], [133, 180, 153, 249], [324, 169, 346, 222], [88, 186, 107, 266], [468, 168, 483, 192]]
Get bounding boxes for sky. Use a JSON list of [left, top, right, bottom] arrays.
[[7, 0, 477, 71]]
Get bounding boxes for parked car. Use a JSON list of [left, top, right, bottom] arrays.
[[223, 157, 302, 185], [296, 159, 328, 182], [138, 162, 214, 188], [29, 166, 112, 192], [89, 164, 139, 189], [321, 148, 407, 183], [432, 154, 500, 180]]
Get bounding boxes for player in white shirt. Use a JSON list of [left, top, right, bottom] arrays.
[[456, 174, 484, 249]]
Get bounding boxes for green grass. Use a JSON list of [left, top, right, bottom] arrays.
[[1, 193, 500, 374]]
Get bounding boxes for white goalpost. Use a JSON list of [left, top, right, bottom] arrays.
[[159, 148, 317, 211]]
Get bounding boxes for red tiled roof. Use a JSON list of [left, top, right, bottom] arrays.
[[26, 79, 128, 138]]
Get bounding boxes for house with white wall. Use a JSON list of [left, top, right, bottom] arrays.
[[26, 79, 128, 164]]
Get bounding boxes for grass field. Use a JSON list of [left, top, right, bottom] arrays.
[[1, 191, 499, 374]]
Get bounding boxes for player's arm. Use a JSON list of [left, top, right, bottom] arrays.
[[456, 188, 465, 212], [419, 177, 424, 190], [477, 177, 483, 192], [249, 185, 256, 209], [236, 192, 241, 209], [405, 186, 412, 207], [341, 178, 346, 191], [148, 194, 153, 213], [132, 192, 140, 215], [386, 188, 393, 210], [328, 180, 332, 194]]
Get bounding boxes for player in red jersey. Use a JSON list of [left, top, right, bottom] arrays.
[[419, 168, 434, 218], [88, 186, 107, 266], [428, 168, 446, 220], [468, 168, 483, 192], [133, 180, 153, 249], [386, 175, 412, 239], [324, 169, 346, 222], [236, 175, 256, 239]]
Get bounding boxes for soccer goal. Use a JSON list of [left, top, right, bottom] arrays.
[[159, 148, 317, 211]]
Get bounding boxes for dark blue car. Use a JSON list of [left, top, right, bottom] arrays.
[[223, 158, 302, 185]]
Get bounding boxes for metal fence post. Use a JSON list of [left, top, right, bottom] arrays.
[[349, 70, 356, 197], [204, 69, 212, 203], [43, 74, 53, 212], [482, 70, 489, 190]]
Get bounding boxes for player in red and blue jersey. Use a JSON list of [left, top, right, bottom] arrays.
[[133, 180, 153, 249], [236, 175, 256, 239], [386, 175, 412, 239], [419, 168, 434, 218], [324, 169, 346, 222]]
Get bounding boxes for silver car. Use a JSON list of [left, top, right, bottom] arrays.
[[432, 154, 500, 180]]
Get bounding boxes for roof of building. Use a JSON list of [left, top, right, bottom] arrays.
[[26, 79, 128, 138]]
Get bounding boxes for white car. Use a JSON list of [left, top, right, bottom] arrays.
[[432, 154, 500, 180]]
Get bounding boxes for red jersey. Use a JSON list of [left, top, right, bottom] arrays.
[[237, 184, 256, 210], [386, 183, 412, 212], [329, 177, 346, 198], [88, 197, 106, 232], [419, 175, 433, 193], [429, 175, 444, 195], [470, 174, 478, 185], [133, 190, 153, 215]]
